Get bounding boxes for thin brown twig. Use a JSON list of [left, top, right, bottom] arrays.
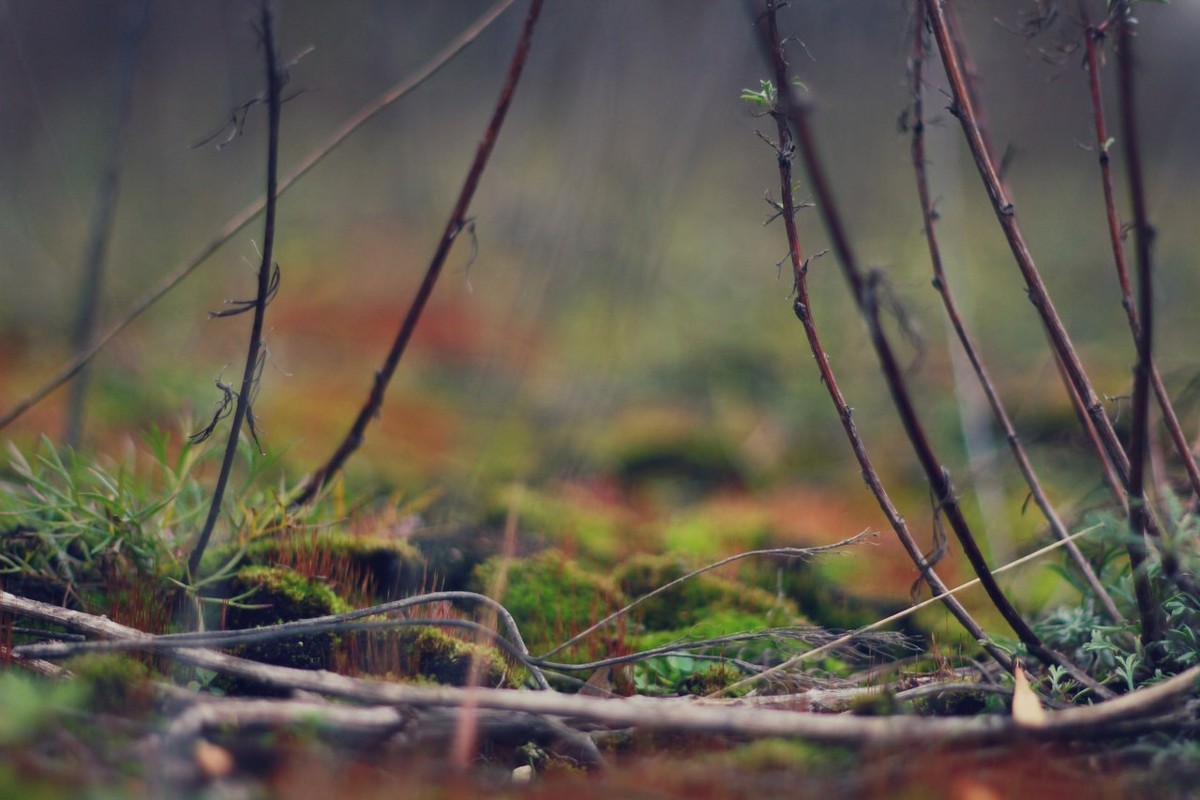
[[1082, 4, 1200, 509], [289, 0, 545, 507], [754, 0, 1107, 696], [747, 7, 1011, 674], [64, 0, 149, 448], [186, 1, 284, 580], [4, 590, 1194, 747], [923, 0, 1163, 647], [1114, 3, 1197, 634], [910, 0, 1124, 626], [0, 0, 518, 432]]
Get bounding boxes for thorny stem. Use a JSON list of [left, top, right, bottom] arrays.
[[187, 1, 283, 580], [290, 0, 545, 508], [923, 0, 1163, 649], [910, 0, 1124, 626], [926, 2, 1136, 483], [752, 9, 1014, 671], [756, 0, 1110, 696], [0, 0, 518, 433], [1082, 5, 1200, 509]]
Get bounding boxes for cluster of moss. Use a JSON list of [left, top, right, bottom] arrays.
[[345, 626, 522, 688], [203, 534, 516, 688], [472, 550, 624, 656], [472, 548, 811, 695]]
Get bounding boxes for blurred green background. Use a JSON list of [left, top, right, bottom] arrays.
[[2, 1, 1199, 614]]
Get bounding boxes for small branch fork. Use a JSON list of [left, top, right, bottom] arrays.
[[909, 0, 1123, 626], [187, 1, 284, 580], [751, 0, 1108, 695], [288, 0, 546, 508]]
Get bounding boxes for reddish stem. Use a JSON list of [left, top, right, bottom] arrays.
[[1081, 5, 1200, 508], [754, 0, 1109, 695], [923, 0, 1162, 647], [910, 1, 1124, 625], [290, 0, 545, 507]]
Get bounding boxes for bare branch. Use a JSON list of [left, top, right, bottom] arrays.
[[0, 0, 519, 433], [290, 0, 546, 506]]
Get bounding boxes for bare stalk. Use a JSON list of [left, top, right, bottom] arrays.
[[923, 0, 1163, 646], [1081, 4, 1200, 507], [1114, 3, 1197, 644], [749, 11, 1009, 672], [289, 0, 545, 508], [64, 0, 149, 448], [187, 2, 284, 579], [754, 0, 1107, 694], [910, 0, 1123, 625], [0, 0, 517, 433]]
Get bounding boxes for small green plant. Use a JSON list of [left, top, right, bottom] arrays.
[[739, 79, 778, 111]]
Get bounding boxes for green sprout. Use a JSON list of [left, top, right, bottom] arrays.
[[740, 79, 778, 111]]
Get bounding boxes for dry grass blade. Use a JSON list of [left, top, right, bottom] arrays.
[[713, 523, 1105, 698]]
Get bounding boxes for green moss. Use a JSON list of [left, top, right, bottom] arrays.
[[615, 554, 798, 631], [472, 550, 624, 654], [205, 531, 427, 600], [660, 508, 773, 561], [720, 738, 854, 772], [219, 566, 351, 672], [65, 653, 152, 714], [492, 485, 625, 561], [770, 558, 916, 635], [675, 662, 742, 696], [848, 688, 900, 716], [350, 626, 522, 688]]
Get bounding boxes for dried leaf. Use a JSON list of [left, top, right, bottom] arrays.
[[1011, 663, 1048, 727], [194, 739, 235, 779]]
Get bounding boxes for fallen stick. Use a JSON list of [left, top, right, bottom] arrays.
[[3, 590, 1196, 748]]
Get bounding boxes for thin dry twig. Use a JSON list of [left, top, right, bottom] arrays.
[[715, 522, 1105, 697], [754, 0, 1105, 695], [0, 0, 518, 432], [748, 0, 1012, 675], [15, 589, 550, 690], [289, 0, 545, 507], [922, 0, 1164, 651], [187, 1, 284, 580], [1079, 3, 1200, 509], [2, 589, 1195, 748], [909, 0, 1124, 626]]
